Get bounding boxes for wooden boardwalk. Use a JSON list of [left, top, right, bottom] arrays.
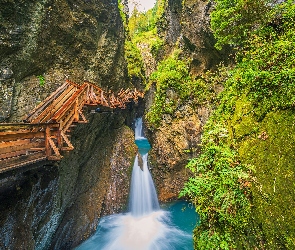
[[0, 80, 143, 173]]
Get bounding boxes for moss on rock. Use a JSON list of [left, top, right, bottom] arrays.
[[233, 109, 295, 249]]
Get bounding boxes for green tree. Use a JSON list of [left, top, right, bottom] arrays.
[[210, 0, 282, 49]]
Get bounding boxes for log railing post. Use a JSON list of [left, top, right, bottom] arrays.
[[45, 125, 51, 158]]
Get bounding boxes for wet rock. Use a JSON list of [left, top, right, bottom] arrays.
[[0, 68, 13, 80], [138, 153, 144, 171], [148, 104, 208, 202]]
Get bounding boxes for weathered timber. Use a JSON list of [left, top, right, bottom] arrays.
[[0, 141, 44, 155], [0, 79, 144, 172], [0, 152, 47, 172]]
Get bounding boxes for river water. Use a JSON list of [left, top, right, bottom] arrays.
[[76, 118, 198, 250]]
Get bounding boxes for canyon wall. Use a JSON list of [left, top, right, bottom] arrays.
[[0, 1, 139, 249], [147, 0, 228, 202]]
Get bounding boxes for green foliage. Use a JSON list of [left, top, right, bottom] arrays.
[[180, 113, 254, 249], [37, 75, 45, 86], [124, 40, 145, 80], [145, 50, 217, 128], [181, 1, 295, 248], [124, 0, 166, 83], [220, 0, 295, 119], [118, 0, 127, 28], [211, 0, 276, 49], [150, 35, 164, 58], [128, 7, 157, 38]]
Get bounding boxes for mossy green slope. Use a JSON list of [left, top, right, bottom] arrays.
[[181, 1, 295, 249], [234, 108, 295, 249]]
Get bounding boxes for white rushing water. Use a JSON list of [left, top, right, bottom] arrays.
[[134, 117, 145, 140], [129, 154, 160, 217], [76, 118, 194, 250]]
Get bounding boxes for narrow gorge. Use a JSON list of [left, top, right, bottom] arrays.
[[1, 0, 295, 249]]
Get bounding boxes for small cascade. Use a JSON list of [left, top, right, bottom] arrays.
[[134, 117, 145, 140], [129, 153, 159, 217], [76, 118, 196, 250]]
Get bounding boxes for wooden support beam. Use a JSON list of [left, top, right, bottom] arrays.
[[0, 149, 27, 159], [48, 137, 61, 158], [0, 139, 31, 149], [51, 83, 88, 122], [60, 131, 74, 150], [31, 85, 77, 124], [0, 131, 45, 142], [78, 110, 87, 123], [45, 126, 51, 157], [25, 82, 69, 122], [0, 152, 47, 172]]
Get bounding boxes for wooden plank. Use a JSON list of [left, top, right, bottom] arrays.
[[31, 84, 77, 123], [0, 149, 27, 159], [0, 141, 44, 155], [0, 139, 31, 149], [29, 148, 45, 151], [45, 126, 51, 157], [62, 114, 76, 132], [60, 131, 74, 150], [0, 123, 58, 132], [78, 110, 87, 123], [47, 155, 62, 161], [66, 79, 80, 88], [0, 131, 45, 142], [0, 152, 47, 171], [58, 104, 76, 130], [51, 83, 88, 121], [25, 82, 69, 122]]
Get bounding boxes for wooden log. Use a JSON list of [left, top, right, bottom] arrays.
[[0, 151, 47, 170], [58, 105, 76, 131], [0, 149, 27, 159], [47, 155, 62, 161], [60, 131, 74, 150], [25, 82, 69, 122], [78, 110, 87, 123], [0, 123, 58, 132], [0, 141, 44, 155], [51, 83, 88, 121], [66, 79, 80, 88], [28, 148, 45, 151], [31, 84, 77, 123], [48, 137, 61, 157], [62, 114, 76, 133], [0, 139, 31, 149], [0, 131, 45, 142], [45, 126, 51, 157]]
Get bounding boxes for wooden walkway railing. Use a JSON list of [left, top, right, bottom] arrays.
[[0, 80, 144, 173]]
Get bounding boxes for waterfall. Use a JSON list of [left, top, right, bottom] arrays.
[[129, 153, 159, 217], [134, 117, 144, 140], [76, 118, 195, 250], [130, 117, 160, 216]]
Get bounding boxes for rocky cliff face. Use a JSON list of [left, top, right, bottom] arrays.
[[0, 0, 140, 249], [0, 0, 129, 122], [0, 113, 137, 249], [147, 0, 227, 201]]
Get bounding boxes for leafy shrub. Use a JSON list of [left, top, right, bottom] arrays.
[[180, 115, 254, 249]]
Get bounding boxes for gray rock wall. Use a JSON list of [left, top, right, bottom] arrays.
[[0, 0, 129, 122], [0, 0, 140, 249]]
